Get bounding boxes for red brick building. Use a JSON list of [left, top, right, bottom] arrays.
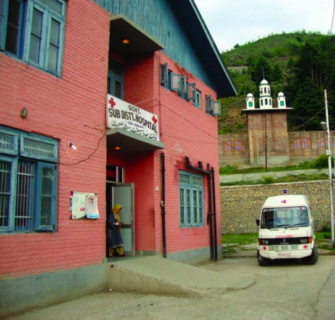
[[0, 0, 236, 315]]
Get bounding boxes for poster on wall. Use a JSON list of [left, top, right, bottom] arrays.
[[85, 194, 100, 219], [70, 191, 100, 219]]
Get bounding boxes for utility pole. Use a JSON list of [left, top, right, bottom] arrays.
[[323, 89, 334, 246], [264, 114, 267, 172]]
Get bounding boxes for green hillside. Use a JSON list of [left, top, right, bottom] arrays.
[[218, 31, 335, 134]]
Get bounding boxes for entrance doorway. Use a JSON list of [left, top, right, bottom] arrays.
[[106, 182, 135, 257]]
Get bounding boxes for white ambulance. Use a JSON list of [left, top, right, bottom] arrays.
[[256, 194, 318, 266]]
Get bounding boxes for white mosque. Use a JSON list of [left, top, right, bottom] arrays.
[[246, 79, 287, 109]]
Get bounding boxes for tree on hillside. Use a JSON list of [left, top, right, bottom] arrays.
[[295, 42, 324, 87], [289, 78, 324, 131], [271, 64, 283, 83], [285, 37, 335, 130], [249, 56, 272, 83]]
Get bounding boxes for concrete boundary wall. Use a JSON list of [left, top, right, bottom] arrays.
[[220, 180, 334, 234], [220, 169, 329, 184], [0, 264, 108, 318], [0, 245, 218, 318]]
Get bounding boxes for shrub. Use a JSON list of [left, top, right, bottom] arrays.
[[219, 165, 238, 174], [262, 176, 275, 184], [298, 161, 313, 169], [320, 224, 331, 233], [311, 154, 331, 169]]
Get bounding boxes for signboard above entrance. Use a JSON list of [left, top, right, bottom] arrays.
[[106, 95, 160, 141]]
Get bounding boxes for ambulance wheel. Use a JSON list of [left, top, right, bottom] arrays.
[[257, 250, 270, 266], [302, 248, 319, 265]]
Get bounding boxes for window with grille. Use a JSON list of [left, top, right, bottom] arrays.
[[0, 0, 66, 77], [0, 126, 58, 233], [179, 171, 204, 227]]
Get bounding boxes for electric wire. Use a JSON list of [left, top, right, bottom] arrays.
[[59, 132, 106, 166]]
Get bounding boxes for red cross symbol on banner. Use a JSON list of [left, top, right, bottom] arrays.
[[152, 116, 157, 124], [109, 97, 116, 108]]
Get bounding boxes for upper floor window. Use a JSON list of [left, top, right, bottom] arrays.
[[205, 95, 221, 116], [160, 63, 200, 106], [160, 63, 171, 89], [179, 171, 204, 228], [0, 0, 66, 76], [107, 61, 124, 99], [0, 126, 59, 233], [194, 89, 201, 108]]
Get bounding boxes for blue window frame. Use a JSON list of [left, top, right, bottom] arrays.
[[205, 94, 213, 115], [0, 126, 58, 233], [107, 60, 124, 99], [179, 171, 204, 228], [206, 95, 221, 116], [0, 0, 66, 76], [213, 100, 222, 116], [160, 63, 169, 88], [194, 89, 201, 108], [171, 73, 183, 93]]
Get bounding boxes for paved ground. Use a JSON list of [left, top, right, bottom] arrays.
[[5, 245, 335, 320]]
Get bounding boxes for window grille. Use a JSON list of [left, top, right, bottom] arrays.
[[0, 131, 18, 155], [179, 171, 204, 227], [0, 126, 58, 233], [21, 137, 56, 159], [0, 160, 11, 228], [15, 161, 34, 231], [39, 165, 54, 226]]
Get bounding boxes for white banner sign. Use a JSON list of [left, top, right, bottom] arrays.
[[106, 94, 159, 141]]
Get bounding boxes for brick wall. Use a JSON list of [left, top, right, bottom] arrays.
[[0, 0, 110, 277], [220, 181, 335, 234], [219, 130, 335, 168], [155, 52, 222, 253]]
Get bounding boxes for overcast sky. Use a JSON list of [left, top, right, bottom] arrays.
[[193, 0, 334, 52]]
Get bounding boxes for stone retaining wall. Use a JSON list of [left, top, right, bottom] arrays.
[[220, 180, 334, 234]]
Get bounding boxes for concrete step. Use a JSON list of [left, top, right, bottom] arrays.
[[107, 256, 254, 297]]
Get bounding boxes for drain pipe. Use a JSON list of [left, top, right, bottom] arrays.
[[161, 152, 167, 258], [185, 157, 214, 260], [207, 163, 214, 261], [211, 167, 218, 261]]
